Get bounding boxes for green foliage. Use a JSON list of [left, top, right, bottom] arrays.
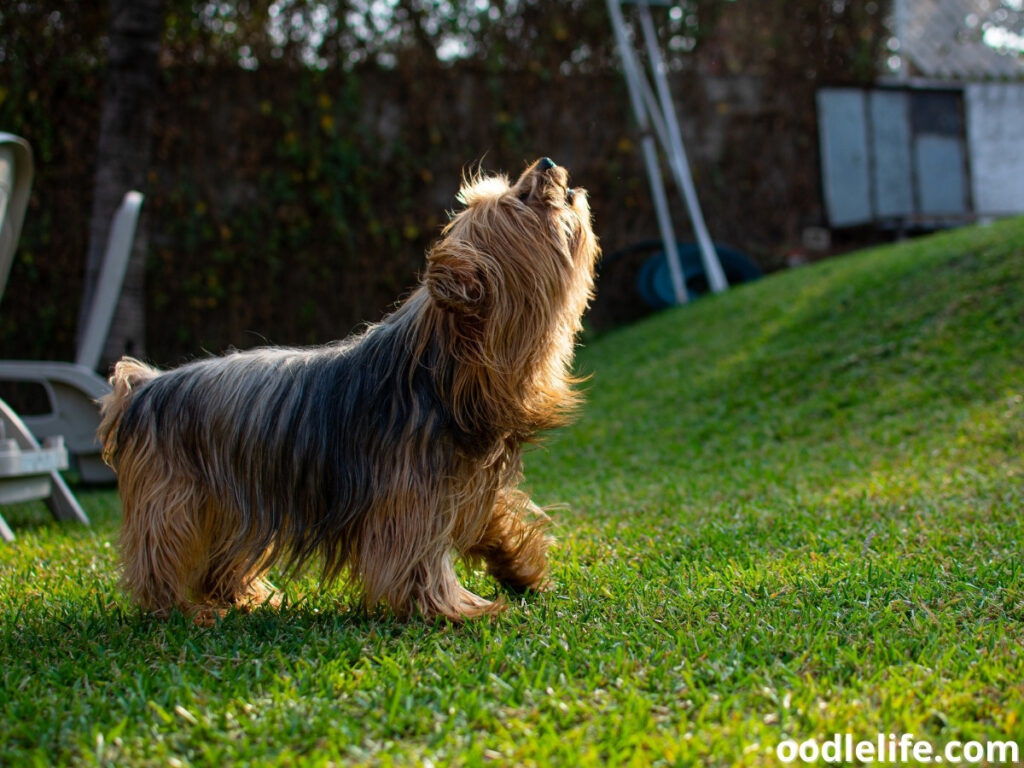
[[145, 66, 388, 353], [1, 218, 1022, 765], [0, 1, 892, 366], [0, 5, 104, 357]]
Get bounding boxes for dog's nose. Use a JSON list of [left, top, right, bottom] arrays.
[[538, 157, 556, 171]]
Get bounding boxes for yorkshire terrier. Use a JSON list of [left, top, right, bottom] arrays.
[[98, 158, 599, 621]]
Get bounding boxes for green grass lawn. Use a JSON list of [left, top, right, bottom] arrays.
[[2, 217, 1023, 766]]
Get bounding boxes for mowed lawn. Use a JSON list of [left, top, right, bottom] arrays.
[[1, 217, 1022, 766]]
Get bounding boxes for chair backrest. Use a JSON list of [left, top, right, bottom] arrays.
[[75, 190, 144, 370], [0, 133, 33, 305]]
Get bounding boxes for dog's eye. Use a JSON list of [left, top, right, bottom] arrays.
[[518, 191, 530, 204]]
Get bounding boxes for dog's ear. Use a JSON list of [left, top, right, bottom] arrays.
[[425, 239, 489, 316]]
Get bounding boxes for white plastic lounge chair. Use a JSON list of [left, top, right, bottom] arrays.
[[0, 132, 32, 301], [0, 399, 88, 541], [0, 189, 143, 483], [0, 359, 116, 485], [0, 129, 143, 484], [0, 131, 88, 538]]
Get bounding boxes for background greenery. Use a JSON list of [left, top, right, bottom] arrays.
[[0, 0, 891, 365], [1, 217, 1021, 765]]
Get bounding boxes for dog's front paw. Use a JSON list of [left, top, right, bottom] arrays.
[[417, 585, 505, 623]]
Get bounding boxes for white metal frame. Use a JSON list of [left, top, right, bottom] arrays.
[[607, 0, 728, 303]]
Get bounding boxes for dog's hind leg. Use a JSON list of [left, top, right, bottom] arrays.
[[190, 505, 281, 616], [236, 574, 281, 610], [195, 559, 281, 614], [465, 487, 552, 592], [117, 461, 210, 618]]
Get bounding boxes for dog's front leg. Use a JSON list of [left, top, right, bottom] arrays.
[[355, 492, 504, 621], [411, 552, 505, 621]]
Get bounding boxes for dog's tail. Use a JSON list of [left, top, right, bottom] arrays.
[[97, 357, 161, 470]]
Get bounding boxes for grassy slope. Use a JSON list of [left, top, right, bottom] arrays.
[[1, 218, 1022, 766]]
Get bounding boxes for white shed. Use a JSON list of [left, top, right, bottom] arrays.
[[817, 0, 1024, 228]]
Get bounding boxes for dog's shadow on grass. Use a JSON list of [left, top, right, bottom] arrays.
[[11, 585, 535, 680], [4, 586, 557, 744]]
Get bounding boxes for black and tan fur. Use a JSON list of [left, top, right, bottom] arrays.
[[97, 158, 599, 622]]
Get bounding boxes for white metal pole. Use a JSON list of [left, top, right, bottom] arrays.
[[607, 0, 689, 305], [637, 1, 728, 293], [636, 70, 672, 156]]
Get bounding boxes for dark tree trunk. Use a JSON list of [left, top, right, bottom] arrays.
[[78, 0, 162, 372]]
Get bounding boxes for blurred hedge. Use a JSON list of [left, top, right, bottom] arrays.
[[0, 1, 888, 366]]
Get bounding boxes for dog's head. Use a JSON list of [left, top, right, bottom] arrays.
[[425, 158, 599, 344]]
